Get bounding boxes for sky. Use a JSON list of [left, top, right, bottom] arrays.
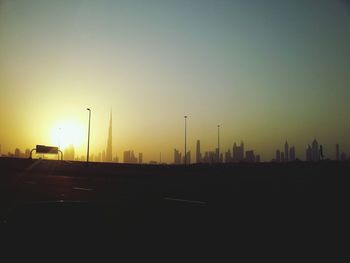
[[0, 0, 350, 162]]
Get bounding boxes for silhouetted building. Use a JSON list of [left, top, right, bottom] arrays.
[[106, 111, 113, 162], [14, 148, 21, 158], [25, 149, 30, 158], [225, 149, 232, 163], [341, 152, 347, 161], [196, 140, 202, 163], [319, 145, 324, 160], [289, 146, 296, 161], [276, 150, 281, 162], [233, 141, 244, 162], [183, 151, 191, 164], [312, 139, 319, 161], [138, 153, 143, 164], [64, 144, 75, 161], [203, 151, 216, 164], [336, 144, 340, 161], [245, 150, 255, 163], [306, 145, 312, 161], [281, 152, 285, 162], [284, 141, 289, 162], [174, 149, 182, 164], [255, 154, 260, 163], [124, 150, 137, 164]]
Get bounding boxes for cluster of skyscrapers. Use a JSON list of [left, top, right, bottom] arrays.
[[274, 141, 296, 162], [174, 140, 260, 164]]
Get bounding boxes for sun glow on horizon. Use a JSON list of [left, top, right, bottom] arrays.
[[51, 120, 85, 150]]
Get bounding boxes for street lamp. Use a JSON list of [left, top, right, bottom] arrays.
[[217, 124, 220, 163], [184, 115, 187, 165], [86, 108, 91, 163]]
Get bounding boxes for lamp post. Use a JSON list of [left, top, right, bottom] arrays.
[[184, 115, 187, 165], [217, 124, 220, 163], [86, 108, 91, 163]]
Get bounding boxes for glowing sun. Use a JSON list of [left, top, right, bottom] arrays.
[[51, 120, 85, 150]]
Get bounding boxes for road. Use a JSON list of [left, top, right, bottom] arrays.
[[1, 157, 350, 245]]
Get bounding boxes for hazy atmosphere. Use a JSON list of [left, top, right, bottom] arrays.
[[1, 0, 350, 162]]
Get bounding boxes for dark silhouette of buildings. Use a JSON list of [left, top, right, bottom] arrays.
[[183, 151, 191, 164], [14, 148, 21, 158], [138, 153, 143, 164], [255, 154, 260, 163], [306, 139, 320, 161], [284, 141, 289, 162], [232, 141, 244, 162], [124, 150, 139, 164], [174, 149, 182, 164], [281, 152, 285, 162], [311, 139, 319, 161], [196, 140, 202, 163], [225, 149, 232, 163], [276, 150, 281, 162], [203, 151, 216, 164], [289, 146, 296, 161], [275, 141, 296, 162], [341, 152, 347, 161], [306, 145, 312, 161], [245, 150, 255, 163], [106, 111, 113, 162]]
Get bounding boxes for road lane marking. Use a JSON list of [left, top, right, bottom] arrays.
[[72, 187, 94, 191], [164, 197, 207, 205]]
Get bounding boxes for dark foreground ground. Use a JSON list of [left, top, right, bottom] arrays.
[[1, 157, 349, 253]]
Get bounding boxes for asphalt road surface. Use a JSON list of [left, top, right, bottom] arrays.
[[1, 157, 350, 248]]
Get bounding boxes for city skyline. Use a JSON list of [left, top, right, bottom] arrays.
[[2, 138, 348, 164], [1, 1, 350, 162]]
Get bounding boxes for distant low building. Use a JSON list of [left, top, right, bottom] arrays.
[[245, 150, 255, 163], [124, 150, 138, 164], [255, 155, 260, 163], [174, 149, 182, 164]]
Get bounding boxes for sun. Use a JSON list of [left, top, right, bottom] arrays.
[[51, 120, 85, 150]]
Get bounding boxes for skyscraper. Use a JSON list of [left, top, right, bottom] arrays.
[[306, 145, 312, 161], [311, 139, 319, 161], [196, 140, 202, 163], [245, 150, 255, 163], [284, 141, 289, 162], [289, 146, 296, 161], [138, 153, 143, 164], [276, 150, 281, 162], [281, 152, 285, 162], [174, 149, 182, 164], [225, 149, 232, 163], [233, 141, 244, 162], [106, 111, 113, 162], [183, 151, 191, 164]]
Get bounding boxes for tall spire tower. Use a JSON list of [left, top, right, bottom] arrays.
[[106, 110, 113, 162]]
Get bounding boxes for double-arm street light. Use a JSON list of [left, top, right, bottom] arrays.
[[217, 124, 220, 163], [184, 115, 188, 165], [86, 108, 91, 163]]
